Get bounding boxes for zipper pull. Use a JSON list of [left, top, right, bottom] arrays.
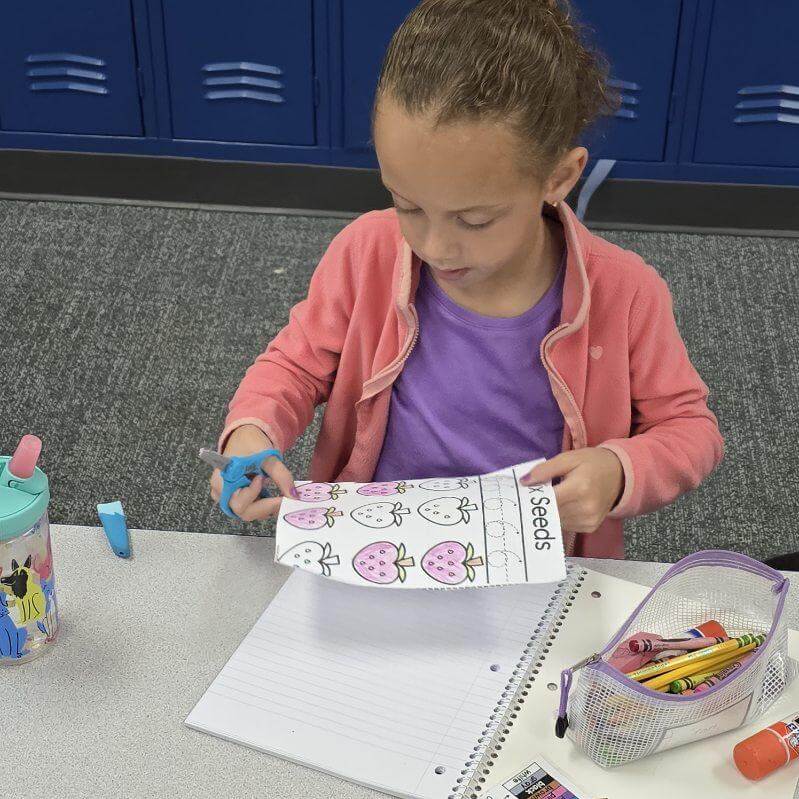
[[568, 652, 601, 672], [555, 653, 600, 738]]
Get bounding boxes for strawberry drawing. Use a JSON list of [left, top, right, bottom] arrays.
[[419, 478, 473, 491], [422, 542, 484, 585], [418, 497, 478, 526], [357, 481, 414, 497], [278, 541, 340, 576], [294, 482, 347, 502], [350, 502, 410, 529], [284, 507, 343, 530], [353, 542, 415, 584]]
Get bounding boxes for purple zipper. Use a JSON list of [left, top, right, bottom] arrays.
[[555, 550, 790, 736]]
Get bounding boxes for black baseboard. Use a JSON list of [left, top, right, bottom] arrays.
[[0, 149, 797, 235]]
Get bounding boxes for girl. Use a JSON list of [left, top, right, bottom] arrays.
[[210, 0, 723, 558]]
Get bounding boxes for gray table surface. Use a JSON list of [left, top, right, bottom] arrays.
[[2, 526, 796, 799]]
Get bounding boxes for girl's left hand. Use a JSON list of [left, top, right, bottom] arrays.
[[520, 448, 624, 533]]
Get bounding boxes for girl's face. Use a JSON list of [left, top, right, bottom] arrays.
[[373, 96, 584, 290]]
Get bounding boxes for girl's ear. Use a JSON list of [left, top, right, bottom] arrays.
[[544, 146, 588, 205]]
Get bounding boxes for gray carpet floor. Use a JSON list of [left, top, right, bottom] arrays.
[[2, 198, 797, 563]]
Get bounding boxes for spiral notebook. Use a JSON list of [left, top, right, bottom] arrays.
[[185, 565, 590, 798]]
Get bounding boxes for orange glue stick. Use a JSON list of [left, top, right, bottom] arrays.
[[733, 713, 799, 780]]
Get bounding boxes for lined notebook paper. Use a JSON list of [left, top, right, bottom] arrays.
[[186, 568, 577, 799]]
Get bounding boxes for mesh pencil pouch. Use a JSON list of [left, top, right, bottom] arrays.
[[556, 550, 796, 767]]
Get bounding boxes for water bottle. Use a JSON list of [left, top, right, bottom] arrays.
[[0, 435, 58, 663]]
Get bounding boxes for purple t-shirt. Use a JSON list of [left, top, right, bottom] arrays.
[[372, 262, 565, 481]]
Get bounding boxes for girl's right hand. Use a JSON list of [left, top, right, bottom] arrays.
[[209, 424, 297, 521]]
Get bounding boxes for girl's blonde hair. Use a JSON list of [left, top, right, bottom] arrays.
[[373, 0, 618, 175]]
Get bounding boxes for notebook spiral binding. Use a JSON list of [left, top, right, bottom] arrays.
[[450, 566, 588, 799]]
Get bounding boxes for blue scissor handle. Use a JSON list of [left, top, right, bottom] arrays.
[[219, 448, 284, 519]]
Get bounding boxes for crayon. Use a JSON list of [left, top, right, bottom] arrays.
[[734, 712, 799, 780], [690, 652, 753, 694], [668, 666, 727, 694], [640, 640, 761, 691], [628, 635, 728, 654], [625, 634, 764, 682], [666, 650, 745, 693]]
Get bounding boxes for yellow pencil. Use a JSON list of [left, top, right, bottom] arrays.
[[625, 634, 764, 682], [640, 641, 761, 691]]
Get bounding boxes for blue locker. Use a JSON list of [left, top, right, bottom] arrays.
[[341, 1, 417, 152], [0, 0, 142, 136], [574, 1, 682, 161], [162, 1, 316, 145], [693, 1, 799, 168]]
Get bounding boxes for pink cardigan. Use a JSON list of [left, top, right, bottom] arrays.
[[220, 201, 724, 558]]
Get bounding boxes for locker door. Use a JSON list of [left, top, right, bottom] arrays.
[[162, 0, 315, 145], [574, 0, 682, 161], [0, 0, 142, 135], [341, 0, 418, 152], [694, 0, 799, 168]]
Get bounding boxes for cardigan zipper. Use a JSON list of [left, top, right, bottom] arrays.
[[540, 324, 587, 449], [359, 305, 420, 402]]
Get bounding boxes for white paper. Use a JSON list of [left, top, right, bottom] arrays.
[[275, 460, 566, 589]]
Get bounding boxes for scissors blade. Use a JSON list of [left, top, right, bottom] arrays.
[[198, 447, 230, 470]]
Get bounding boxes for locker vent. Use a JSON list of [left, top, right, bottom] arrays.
[[608, 78, 640, 120], [26, 53, 109, 95], [202, 61, 285, 103], [735, 84, 799, 125]]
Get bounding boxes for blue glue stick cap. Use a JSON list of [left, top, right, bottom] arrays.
[[97, 501, 130, 558]]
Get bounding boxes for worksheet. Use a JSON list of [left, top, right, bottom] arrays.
[[275, 460, 565, 589]]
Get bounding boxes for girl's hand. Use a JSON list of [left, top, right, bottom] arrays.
[[209, 425, 297, 521], [520, 448, 624, 533]]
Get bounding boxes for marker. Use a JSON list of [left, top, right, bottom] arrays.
[[734, 713, 799, 780], [641, 640, 762, 691], [625, 634, 765, 682], [97, 501, 131, 558]]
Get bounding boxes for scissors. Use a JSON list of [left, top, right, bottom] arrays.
[[199, 447, 285, 519]]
